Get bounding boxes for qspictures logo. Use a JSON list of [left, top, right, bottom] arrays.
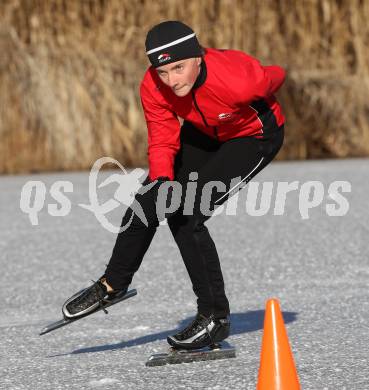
[[19, 157, 352, 234], [19, 157, 156, 234]]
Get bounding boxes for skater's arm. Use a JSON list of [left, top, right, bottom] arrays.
[[237, 53, 286, 103], [140, 81, 181, 182], [262, 65, 286, 95]]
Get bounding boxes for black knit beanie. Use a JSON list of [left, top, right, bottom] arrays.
[[145, 21, 203, 68]]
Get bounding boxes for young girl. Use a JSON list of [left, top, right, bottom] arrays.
[[63, 20, 285, 351]]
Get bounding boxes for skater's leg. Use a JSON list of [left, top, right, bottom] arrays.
[[168, 123, 284, 319], [167, 122, 228, 317], [104, 176, 162, 290], [63, 176, 163, 319], [168, 212, 229, 318]]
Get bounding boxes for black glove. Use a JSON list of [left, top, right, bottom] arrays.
[[155, 176, 171, 182]]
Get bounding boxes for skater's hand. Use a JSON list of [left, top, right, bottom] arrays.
[[154, 176, 170, 183]]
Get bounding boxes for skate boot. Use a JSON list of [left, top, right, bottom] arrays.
[[167, 313, 230, 350], [62, 277, 127, 319]]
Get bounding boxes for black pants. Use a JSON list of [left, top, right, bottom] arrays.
[[105, 121, 284, 318]]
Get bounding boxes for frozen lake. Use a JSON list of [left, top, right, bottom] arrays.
[[1, 158, 368, 389]]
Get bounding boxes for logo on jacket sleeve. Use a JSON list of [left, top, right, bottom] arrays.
[[158, 53, 171, 63]]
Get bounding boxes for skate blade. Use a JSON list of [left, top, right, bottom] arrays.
[[145, 342, 236, 367], [39, 288, 137, 335]]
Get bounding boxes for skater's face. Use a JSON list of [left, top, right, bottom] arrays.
[[156, 57, 202, 97]]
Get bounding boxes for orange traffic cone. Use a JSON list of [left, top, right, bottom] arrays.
[[257, 298, 300, 390]]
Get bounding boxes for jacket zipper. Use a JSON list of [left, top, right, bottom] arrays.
[[192, 90, 219, 141]]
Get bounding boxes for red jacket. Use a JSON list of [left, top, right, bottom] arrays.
[[140, 48, 286, 181]]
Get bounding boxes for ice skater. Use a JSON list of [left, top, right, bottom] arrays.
[[62, 20, 286, 351]]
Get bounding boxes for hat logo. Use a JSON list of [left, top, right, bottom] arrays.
[[158, 53, 171, 63]]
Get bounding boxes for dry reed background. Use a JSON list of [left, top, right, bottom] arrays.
[[0, 0, 368, 174]]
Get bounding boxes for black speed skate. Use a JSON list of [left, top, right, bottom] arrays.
[[167, 313, 230, 350], [39, 278, 137, 335], [62, 277, 125, 319], [146, 313, 235, 367]]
